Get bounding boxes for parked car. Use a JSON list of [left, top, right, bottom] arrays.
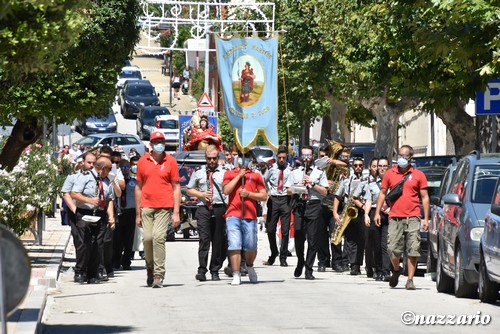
[[428, 163, 458, 276], [400, 166, 447, 275], [433, 152, 500, 298], [116, 66, 143, 91], [170, 150, 225, 241], [74, 108, 117, 136], [136, 106, 170, 140], [74, 133, 146, 157], [152, 114, 179, 151], [413, 155, 461, 168], [479, 176, 500, 303], [120, 80, 160, 118], [250, 146, 276, 164]]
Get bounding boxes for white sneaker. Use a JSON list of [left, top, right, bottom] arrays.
[[231, 272, 241, 286], [248, 266, 258, 283]]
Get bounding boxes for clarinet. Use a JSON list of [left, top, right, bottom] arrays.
[[302, 161, 309, 200], [206, 167, 213, 211]]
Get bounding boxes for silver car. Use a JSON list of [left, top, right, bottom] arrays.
[[479, 176, 500, 303], [74, 133, 147, 157], [436, 152, 500, 298]]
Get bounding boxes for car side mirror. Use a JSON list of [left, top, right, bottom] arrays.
[[430, 195, 440, 206], [491, 203, 500, 216], [157, 93, 160, 97], [443, 193, 462, 206]]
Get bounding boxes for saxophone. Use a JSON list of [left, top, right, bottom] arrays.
[[331, 179, 359, 245]]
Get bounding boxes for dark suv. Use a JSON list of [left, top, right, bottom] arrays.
[[120, 80, 160, 118], [136, 106, 170, 140], [433, 152, 500, 298]]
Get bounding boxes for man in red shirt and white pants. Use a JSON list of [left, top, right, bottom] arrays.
[[223, 150, 268, 285], [374, 145, 430, 290], [135, 131, 181, 288]]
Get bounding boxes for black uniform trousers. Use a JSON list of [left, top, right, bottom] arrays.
[[75, 209, 107, 279], [101, 224, 114, 275], [365, 208, 391, 274], [294, 200, 328, 274], [343, 209, 365, 267], [112, 208, 136, 269], [196, 205, 227, 274], [265, 195, 292, 261], [317, 206, 334, 267], [67, 209, 83, 273]]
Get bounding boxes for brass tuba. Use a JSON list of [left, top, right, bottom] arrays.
[[322, 140, 349, 209]]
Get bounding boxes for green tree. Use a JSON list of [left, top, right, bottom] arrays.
[[0, 0, 141, 170]]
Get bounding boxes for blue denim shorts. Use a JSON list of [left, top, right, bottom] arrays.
[[226, 216, 258, 251]]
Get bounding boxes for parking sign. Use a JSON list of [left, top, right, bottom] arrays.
[[476, 79, 500, 115]]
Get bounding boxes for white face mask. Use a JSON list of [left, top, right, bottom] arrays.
[[153, 143, 165, 153], [397, 157, 409, 168], [130, 165, 137, 174]]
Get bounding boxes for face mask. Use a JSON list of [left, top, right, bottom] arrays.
[[238, 157, 251, 167], [130, 165, 137, 174], [397, 157, 409, 168], [153, 143, 165, 153]]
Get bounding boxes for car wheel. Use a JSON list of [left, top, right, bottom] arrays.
[[183, 228, 191, 239], [166, 228, 175, 242], [479, 251, 499, 303], [436, 243, 454, 293], [454, 245, 478, 298], [427, 241, 437, 277]]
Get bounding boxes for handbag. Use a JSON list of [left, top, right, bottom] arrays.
[[386, 172, 411, 205]]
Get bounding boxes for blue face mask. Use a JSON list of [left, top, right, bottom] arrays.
[[238, 157, 251, 167], [153, 143, 165, 153], [397, 157, 409, 168]]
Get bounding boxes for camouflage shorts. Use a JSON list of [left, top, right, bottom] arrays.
[[387, 216, 421, 259]]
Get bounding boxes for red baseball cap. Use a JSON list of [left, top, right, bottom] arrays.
[[150, 131, 165, 141]]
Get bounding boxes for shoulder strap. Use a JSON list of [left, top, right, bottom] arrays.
[[212, 181, 226, 206]]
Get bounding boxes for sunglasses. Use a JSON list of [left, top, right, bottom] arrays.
[[206, 157, 218, 161], [302, 154, 313, 158], [120, 166, 131, 170], [353, 164, 363, 167]]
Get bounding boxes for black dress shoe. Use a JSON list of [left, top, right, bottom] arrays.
[[263, 256, 276, 266], [287, 251, 293, 257], [211, 272, 220, 281], [195, 272, 207, 281], [223, 266, 233, 277], [240, 263, 248, 276], [74, 273, 85, 284], [342, 264, 350, 272], [98, 272, 109, 282], [88, 277, 100, 284], [107, 271, 115, 279], [366, 267, 374, 278], [305, 272, 315, 280], [294, 262, 304, 278], [280, 260, 288, 267], [350, 265, 361, 276], [333, 265, 344, 272], [318, 266, 326, 272], [122, 265, 132, 271]]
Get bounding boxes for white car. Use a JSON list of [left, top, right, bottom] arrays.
[[116, 66, 143, 91], [152, 115, 180, 150]]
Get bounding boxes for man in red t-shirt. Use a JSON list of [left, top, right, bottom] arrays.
[[135, 131, 181, 288], [223, 150, 267, 285], [374, 145, 429, 290]]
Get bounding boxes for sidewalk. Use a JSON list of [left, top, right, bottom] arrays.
[[6, 215, 71, 334]]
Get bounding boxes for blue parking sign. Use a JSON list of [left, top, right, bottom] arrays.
[[476, 79, 500, 115]]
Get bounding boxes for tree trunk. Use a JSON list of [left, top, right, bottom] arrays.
[[476, 115, 500, 153], [362, 96, 398, 159], [324, 91, 347, 142], [0, 118, 43, 171], [435, 104, 475, 155]]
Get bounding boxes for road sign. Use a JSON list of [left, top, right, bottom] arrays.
[[197, 92, 214, 109], [476, 79, 500, 115]]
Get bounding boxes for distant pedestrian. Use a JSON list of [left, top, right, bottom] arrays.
[[135, 131, 181, 288]]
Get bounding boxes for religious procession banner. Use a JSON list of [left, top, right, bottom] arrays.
[[215, 35, 279, 152]]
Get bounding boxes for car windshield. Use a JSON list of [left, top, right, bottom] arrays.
[[74, 136, 101, 146], [128, 85, 155, 97], [119, 70, 141, 79], [178, 163, 204, 187], [253, 148, 274, 158], [471, 165, 500, 203], [425, 174, 443, 198], [158, 120, 178, 129], [145, 109, 169, 124]]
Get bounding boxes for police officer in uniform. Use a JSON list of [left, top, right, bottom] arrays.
[[71, 157, 116, 284], [263, 146, 292, 266], [286, 146, 329, 280], [187, 145, 228, 281]]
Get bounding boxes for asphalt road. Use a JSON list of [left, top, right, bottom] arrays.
[[40, 229, 499, 334]]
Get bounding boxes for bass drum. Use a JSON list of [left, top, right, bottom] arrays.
[[0, 224, 31, 315]]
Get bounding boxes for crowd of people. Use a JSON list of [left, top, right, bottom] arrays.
[[61, 133, 429, 290]]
